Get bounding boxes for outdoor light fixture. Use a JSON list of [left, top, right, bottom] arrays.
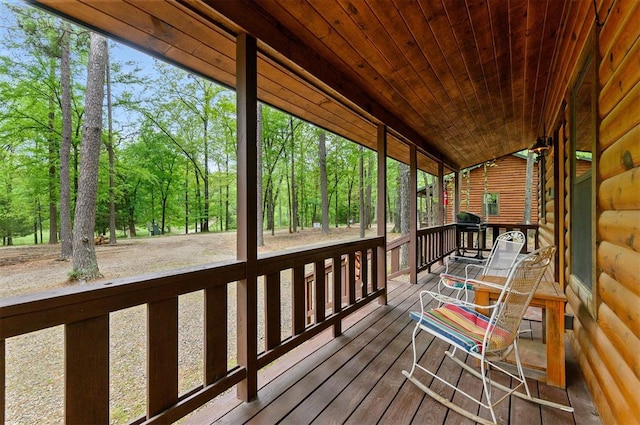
[[531, 121, 552, 155], [530, 136, 552, 154]]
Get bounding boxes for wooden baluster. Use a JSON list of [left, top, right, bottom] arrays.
[[65, 315, 109, 424], [205, 286, 228, 384], [371, 248, 378, 291], [348, 252, 356, 304], [265, 272, 281, 350], [324, 263, 332, 313], [147, 298, 178, 418], [305, 272, 313, 325], [314, 260, 326, 323], [390, 246, 399, 274], [292, 266, 306, 335], [360, 251, 368, 298], [332, 255, 343, 337]]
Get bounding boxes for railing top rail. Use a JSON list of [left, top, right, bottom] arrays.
[[257, 236, 384, 274], [0, 259, 246, 339], [485, 223, 539, 229], [387, 224, 456, 250], [386, 234, 409, 250]]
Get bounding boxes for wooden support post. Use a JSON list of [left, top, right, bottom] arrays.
[[65, 315, 109, 424], [409, 145, 417, 284], [236, 32, 258, 402], [376, 124, 387, 304], [555, 122, 566, 287]]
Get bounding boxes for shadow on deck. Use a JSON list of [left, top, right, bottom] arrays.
[[186, 261, 601, 425]]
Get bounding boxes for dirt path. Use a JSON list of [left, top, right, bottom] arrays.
[[0, 227, 370, 299]]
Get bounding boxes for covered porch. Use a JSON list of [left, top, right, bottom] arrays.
[[186, 263, 599, 425], [3, 0, 638, 423]]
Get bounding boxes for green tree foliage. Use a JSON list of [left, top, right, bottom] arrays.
[[0, 2, 391, 255]]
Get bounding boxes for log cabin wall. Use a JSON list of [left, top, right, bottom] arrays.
[[541, 1, 640, 423], [447, 154, 539, 224]]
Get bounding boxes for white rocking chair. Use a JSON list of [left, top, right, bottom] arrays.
[[434, 230, 526, 305], [402, 246, 573, 424]]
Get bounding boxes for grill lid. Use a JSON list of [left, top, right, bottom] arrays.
[[457, 212, 482, 224]]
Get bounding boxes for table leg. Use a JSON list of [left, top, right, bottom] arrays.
[[475, 290, 490, 317], [545, 299, 566, 388]]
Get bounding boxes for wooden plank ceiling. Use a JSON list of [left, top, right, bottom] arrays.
[[31, 0, 568, 173]]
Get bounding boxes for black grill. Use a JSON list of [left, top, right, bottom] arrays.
[[455, 212, 487, 259]]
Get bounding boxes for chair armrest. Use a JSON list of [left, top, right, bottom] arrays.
[[422, 289, 500, 311], [465, 277, 505, 291]]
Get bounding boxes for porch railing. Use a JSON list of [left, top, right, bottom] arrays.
[[1, 223, 538, 423], [387, 224, 458, 278], [0, 236, 385, 424], [387, 222, 539, 278], [458, 223, 540, 255]]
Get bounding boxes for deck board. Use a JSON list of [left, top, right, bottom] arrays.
[[186, 260, 600, 425]]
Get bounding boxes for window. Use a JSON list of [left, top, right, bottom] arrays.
[[570, 52, 596, 295], [483, 193, 499, 216]]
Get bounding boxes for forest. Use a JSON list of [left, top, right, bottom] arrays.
[[0, 4, 441, 270]]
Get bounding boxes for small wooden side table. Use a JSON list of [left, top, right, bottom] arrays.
[[473, 279, 567, 388]]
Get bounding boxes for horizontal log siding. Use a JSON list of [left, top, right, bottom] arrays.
[[548, 0, 640, 423], [451, 154, 539, 224], [538, 149, 555, 263]]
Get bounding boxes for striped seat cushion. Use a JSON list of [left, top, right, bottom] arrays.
[[410, 304, 512, 353], [440, 273, 474, 290]]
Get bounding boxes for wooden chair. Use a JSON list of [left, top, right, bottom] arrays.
[[434, 230, 525, 304], [402, 246, 572, 424]]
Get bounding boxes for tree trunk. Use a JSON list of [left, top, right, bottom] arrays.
[[48, 57, 58, 245], [194, 173, 201, 232], [224, 156, 230, 231], [392, 162, 402, 233], [523, 151, 535, 224], [257, 103, 264, 245], [319, 130, 329, 234], [266, 184, 275, 233], [334, 173, 339, 228], [105, 46, 117, 245], [346, 179, 353, 228], [399, 162, 410, 268], [202, 108, 210, 233], [59, 24, 73, 259], [185, 163, 189, 233], [483, 162, 490, 222], [71, 32, 107, 283], [290, 117, 298, 233], [365, 153, 373, 228]]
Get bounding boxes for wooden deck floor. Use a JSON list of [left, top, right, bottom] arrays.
[[185, 261, 601, 425]]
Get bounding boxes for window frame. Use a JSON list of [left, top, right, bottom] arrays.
[[483, 192, 499, 217], [568, 40, 598, 318]]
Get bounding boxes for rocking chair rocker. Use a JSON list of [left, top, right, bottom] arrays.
[[402, 246, 573, 424]]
